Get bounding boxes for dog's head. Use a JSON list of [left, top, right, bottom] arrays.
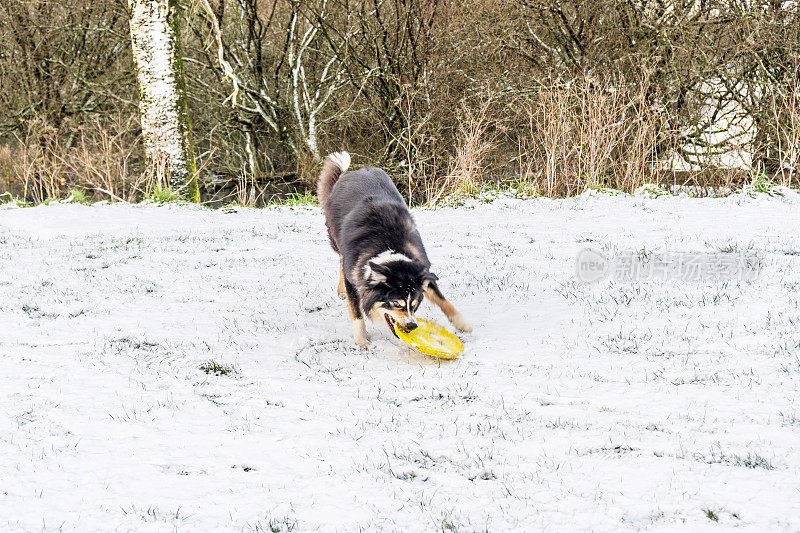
[[362, 257, 437, 338]]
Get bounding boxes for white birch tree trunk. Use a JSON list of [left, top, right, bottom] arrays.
[[128, 0, 198, 201]]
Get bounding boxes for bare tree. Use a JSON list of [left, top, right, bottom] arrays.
[[0, 0, 134, 136], [715, 1, 800, 176], [191, 0, 352, 177], [322, 0, 441, 160], [128, 0, 198, 200], [3, 0, 798, 204]]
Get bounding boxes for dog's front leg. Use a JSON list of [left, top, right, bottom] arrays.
[[424, 281, 472, 332], [344, 279, 370, 348], [337, 258, 347, 299]]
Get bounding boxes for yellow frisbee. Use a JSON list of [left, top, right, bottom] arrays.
[[395, 318, 464, 359]]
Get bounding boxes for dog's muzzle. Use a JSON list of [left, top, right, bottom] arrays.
[[384, 315, 417, 337]]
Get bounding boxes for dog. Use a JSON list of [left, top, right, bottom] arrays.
[[317, 151, 472, 348]]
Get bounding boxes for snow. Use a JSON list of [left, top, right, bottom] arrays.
[[1, 193, 799, 531]]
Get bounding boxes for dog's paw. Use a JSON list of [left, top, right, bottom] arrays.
[[337, 288, 347, 300], [354, 337, 371, 349], [352, 320, 370, 348], [451, 313, 473, 333]]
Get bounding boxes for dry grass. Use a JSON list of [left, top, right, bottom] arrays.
[[516, 78, 663, 197], [772, 82, 800, 186], [63, 116, 146, 202], [0, 116, 144, 203], [1, 78, 796, 207], [427, 96, 498, 205], [422, 78, 668, 203]]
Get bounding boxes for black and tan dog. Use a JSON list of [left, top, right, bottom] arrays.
[[317, 151, 471, 348]]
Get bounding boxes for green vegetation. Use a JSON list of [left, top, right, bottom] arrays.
[[747, 174, 783, 197], [200, 360, 236, 376], [0, 192, 28, 206], [738, 453, 775, 470], [148, 187, 183, 204], [68, 189, 91, 204], [268, 190, 318, 206]]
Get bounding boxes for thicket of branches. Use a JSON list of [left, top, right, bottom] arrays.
[[1, 0, 798, 205]]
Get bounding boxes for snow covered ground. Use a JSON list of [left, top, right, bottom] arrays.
[[1, 191, 799, 532]]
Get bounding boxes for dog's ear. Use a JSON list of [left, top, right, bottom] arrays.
[[365, 261, 392, 285], [368, 261, 393, 276], [422, 270, 438, 290]]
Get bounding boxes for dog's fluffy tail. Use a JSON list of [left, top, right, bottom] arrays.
[[316, 151, 351, 207]]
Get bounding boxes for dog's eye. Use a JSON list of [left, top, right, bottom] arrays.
[[391, 300, 404, 309]]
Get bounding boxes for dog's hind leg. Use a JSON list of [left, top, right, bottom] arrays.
[[424, 281, 472, 332], [344, 279, 370, 348], [337, 259, 347, 299]]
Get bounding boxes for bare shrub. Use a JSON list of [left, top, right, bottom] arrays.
[[0, 0, 134, 134], [0, 144, 12, 194], [449, 97, 498, 189], [1, 0, 797, 203], [512, 77, 663, 196], [60, 116, 145, 202], [425, 95, 499, 204], [772, 82, 800, 186], [5, 121, 69, 204], [0, 116, 144, 203], [520, 85, 575, 196]]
